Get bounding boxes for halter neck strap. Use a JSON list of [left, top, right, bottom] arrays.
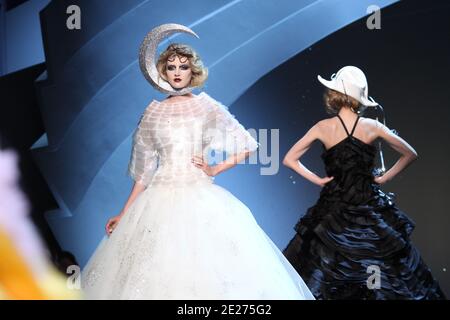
[[336, 115, 360, 137]]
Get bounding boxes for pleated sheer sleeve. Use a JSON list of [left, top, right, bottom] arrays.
[[127, 104, 159, 187], [203, 94, 259, 156]]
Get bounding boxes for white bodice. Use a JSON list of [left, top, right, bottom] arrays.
[[127, 92, 258, 187]]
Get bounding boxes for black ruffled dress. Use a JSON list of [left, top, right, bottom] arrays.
[[283, 115, 446, 300]]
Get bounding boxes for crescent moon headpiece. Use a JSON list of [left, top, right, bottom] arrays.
[[139, 23, 199, 96]]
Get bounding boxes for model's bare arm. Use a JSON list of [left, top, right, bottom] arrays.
[[105, 182, 146, 235], [283, 123, 334, 187], [192, 151, 252, 176], [374, 121, 418, 184]]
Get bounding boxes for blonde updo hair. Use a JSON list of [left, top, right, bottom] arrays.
[[324, 88, 361, 114], [156, 43, 208, 88]]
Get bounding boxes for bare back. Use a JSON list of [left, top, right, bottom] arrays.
[[317, 116, 379, 151]]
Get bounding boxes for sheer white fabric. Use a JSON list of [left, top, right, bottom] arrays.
[[127, 121, 159, 187], [127, 92, 259, 187], [203, 93, 260, 156], [81, 92, 314, 300]]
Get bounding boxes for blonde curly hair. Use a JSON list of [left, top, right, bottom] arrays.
[[156, 43, 208, 88]]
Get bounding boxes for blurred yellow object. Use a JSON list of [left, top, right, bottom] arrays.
[[0, 230, 81, 300]]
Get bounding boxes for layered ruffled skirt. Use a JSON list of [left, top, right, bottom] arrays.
[[283, 184, 446, 300]]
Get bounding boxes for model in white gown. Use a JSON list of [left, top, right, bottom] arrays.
[[80, 92, 314, 299]]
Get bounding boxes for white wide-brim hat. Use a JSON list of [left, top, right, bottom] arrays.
[[318, 66, 378, 107]]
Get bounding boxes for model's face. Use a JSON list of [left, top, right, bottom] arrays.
[[165, 54, 192, 89]]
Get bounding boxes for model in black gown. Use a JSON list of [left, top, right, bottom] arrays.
[[283, 114, 446, 300]]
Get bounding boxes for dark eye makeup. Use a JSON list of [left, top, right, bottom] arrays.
[[166, 64, 190, 71]]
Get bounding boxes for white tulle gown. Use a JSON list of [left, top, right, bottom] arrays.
[[80, 92, 314, 300]]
